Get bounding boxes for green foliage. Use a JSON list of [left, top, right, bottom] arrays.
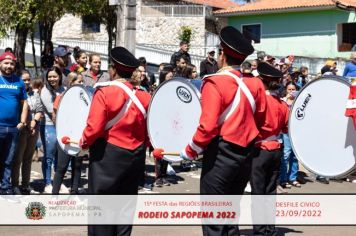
[[0, 0, 71, 37], [178, 25, 194, 44], [0, 0, 112, 37], [0, 0, 40, 36]]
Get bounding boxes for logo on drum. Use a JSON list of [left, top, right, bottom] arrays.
[[176, 86, 192, 103], [295, 93, 312, 120], [79, 91, 89, 106]]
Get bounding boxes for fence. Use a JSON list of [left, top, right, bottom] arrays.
[[206, 31, 220, 48], [1, 36, 349, 76], [54, 38, 109, 56], [141, 5, 211, 17], [136, 44, 205, 68]]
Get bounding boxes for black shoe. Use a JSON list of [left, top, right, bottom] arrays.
[[142, 183, 153, 191], [162, 178, 171, 186], [13, 187, 22, 195], [1, 189, 14, 195], [316, 176, 329, 184], [190, 163, 198, 171], [330, 178, 344, 183], [70, 190, 79, 194], [180, 163, 191, 172], [155, 178, 163, 187], [21, 187, 33, 195]]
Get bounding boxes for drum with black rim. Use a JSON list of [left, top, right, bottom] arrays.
[[147, 78, 202, 162], [289, 76, 356, 178], [56, 85, 94, 156]]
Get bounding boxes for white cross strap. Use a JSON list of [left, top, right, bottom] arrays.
[[94, 81, 147, 130], [217, 71, 256, 125]]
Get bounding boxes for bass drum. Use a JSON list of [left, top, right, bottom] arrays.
[[289, 76, 356, 178], [147, 78, 202, 162], [56, 85, 94, 156]]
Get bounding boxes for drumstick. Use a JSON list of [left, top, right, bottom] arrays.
[[152, 149, 179, 159], [160, 152, 180, 156], [61, 136, 79, 145]]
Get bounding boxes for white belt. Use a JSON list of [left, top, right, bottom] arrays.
[[255, 135, 281, 144]]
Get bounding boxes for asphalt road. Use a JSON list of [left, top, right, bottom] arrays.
[[1, 154, 356, 236]]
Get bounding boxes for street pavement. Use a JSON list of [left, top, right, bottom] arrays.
[[1, 154, 356, 235]]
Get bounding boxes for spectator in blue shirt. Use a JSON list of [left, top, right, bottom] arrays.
[[343, 53, 356, 78], [0, 52, 28, 194]]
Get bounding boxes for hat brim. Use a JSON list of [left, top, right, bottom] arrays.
[[219, 26, 254, 58], [257, 62, 283, 79], [110, 47, 140, 72]]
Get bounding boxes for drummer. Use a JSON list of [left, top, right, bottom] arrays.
[[79, 47, 151, 236], [179, 26, 267, 236], [250, 62, 289, 236]]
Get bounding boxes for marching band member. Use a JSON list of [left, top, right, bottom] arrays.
[[180, 26, 267, 236], [80, 47, 151, 236], [250, 62, 289, 236]]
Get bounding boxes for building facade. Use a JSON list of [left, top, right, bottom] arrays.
[[215, 0, 356, 59]]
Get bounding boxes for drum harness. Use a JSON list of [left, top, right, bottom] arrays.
[[189, 71, 260, 154], [94, 81, 146, 130]]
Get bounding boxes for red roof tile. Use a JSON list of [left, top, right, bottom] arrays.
[[214, 0, 356, 15], [183, 0, 239, 9]]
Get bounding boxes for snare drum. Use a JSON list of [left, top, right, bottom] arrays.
[[147, 78, 202, 162], [289, 76, 356, 178], [56, 85, 94, 156]]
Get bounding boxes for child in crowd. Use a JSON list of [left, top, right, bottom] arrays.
[[52, 72, 84, 194]]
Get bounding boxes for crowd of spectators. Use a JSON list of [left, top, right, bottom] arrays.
[[1, 40, 355, 195]]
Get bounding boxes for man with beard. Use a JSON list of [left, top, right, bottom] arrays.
[[0, 52, 28, 194], [200, 50, 218, 78], [53, 46, 71, 86], [170, 40, 191, 68]]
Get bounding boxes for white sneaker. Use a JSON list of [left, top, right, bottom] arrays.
[[244, 182, 251, 193], [167, 163, 176, 176], [43, 184, 53, 194], [60, 184, 69, 194]]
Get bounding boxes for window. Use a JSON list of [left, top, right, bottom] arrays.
[[338, 23, 356, 52], [242, 24, 261, 44], [82, 15, 100, 33]]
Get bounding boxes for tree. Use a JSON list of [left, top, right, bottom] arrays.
[[0, 0, 40, 72], [178, 26, 194, 44], [37, 0, 69, 53], [0, 0, 70, 72], [98, 3, 117, 58], [0, 0, 117, 71], [68, 0, 117, 59]]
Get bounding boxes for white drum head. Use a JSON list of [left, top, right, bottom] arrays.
[[147, 78, 202, 162], [289, 77, 356, 178], [56, 85, 93, 156]]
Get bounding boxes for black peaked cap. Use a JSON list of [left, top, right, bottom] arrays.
[[110, 46, 140, 69], [219, 26, 254, 57], [257, 62, 283, 79]]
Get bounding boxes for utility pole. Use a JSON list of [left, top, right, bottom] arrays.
[[115, 0, 125, 47], [125, 0, 137, 54], [110, 0, 137, 54]]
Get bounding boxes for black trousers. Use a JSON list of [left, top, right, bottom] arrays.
[[88, 138, 145, 236], [52, 145, 83, 194], [250, 147, 281, 236], [201, 137, 254, 236], [155, 158, 169, 179]]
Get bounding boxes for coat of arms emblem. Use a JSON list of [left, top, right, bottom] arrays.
[[25, 202, 46, 220]]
